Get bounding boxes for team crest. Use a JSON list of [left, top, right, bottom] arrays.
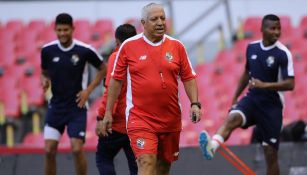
[[266, 56, 275, 67], [71, 54, 80, 65], [165, 52, 173, 62], [136, 138, 145, 149]]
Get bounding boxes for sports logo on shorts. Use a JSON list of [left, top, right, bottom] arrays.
[[173, 152, 179, 157], [165, 52, 173, 62], [266, 56, 275, 67], [251, 55, 257, 60], [79, 131, 85, 137], [71, 54, 80, 65], [136, 138, 145, 149], [270, 138, 277, 143]]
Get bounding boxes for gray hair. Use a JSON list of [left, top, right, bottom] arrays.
[[141, 3, 164, 20]]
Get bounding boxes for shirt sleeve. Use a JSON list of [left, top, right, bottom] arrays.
[[179, 42, 197, 81], [112, 44, 128, 81], [280, 50, 294, 79], [40, 47, 48, 70], [86, 46, 104, 69]]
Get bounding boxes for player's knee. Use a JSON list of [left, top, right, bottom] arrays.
[[72, 147, 83, 157], [264, 146, 278, 162], [225, 114, 242, 129], [263, 146, 279, 167], [71, 139, 84, 156], [137, 154, 156, 169], [45, 146, 57, 158]]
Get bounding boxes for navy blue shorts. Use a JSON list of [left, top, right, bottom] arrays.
[[45, 107, 87, 141], [230, 96, 283, 149]]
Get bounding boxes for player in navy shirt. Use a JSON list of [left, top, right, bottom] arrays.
[[40, 13, 106, 175], [199, 14, 295, 175]]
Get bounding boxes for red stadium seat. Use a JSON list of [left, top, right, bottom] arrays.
[[58, 130, 70, 148], [22, 132, 44, 147], [26, 51, 41, 67], [280, 36, 307, 51], [6, 63, 34, 80], [94, 18, 114, 34], [91, 19, 114, 45], [28, 19, 46, 33], [6, 19, 24, 36], [298, 16, 307, 38], [15, 30, 39, 56], [0, 76, 18, 92], [0, 88, 20, 119], [279, 16, 294, 38], [74, 19, 91, 30], [180, 130, 199, 147], [0, 50, 16, 66], [0, 27, 16, 42], [74, 19, 91, 42], [214, 49, 237, 67], [124, 18, 143, 33], [242, 16, 262, 39], [37, 29, 56, 44], [19, 76, 44, 107]]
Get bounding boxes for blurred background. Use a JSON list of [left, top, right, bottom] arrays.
[[0, 0, 307, 174]]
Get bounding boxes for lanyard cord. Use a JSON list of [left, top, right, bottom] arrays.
[[145, 39, 167, 89]]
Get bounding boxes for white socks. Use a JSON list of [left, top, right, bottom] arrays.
[[211, 134, 224, 153]]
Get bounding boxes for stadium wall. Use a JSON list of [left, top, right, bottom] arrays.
[[1, 143, 307, 175]]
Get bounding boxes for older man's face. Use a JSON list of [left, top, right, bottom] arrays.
[[142, 6, 166, 42]]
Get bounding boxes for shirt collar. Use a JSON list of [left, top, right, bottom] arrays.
[[57, 39, 75, 52], [142, 33, 166, 46]]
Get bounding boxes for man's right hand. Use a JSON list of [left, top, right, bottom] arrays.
[[41, 76, 50, 92], [95, 120, 104, 137], [101, 111, 113, 137]]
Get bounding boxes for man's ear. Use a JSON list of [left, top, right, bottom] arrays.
[[115, 39, 120, 47], [141, 19, 145, 26]]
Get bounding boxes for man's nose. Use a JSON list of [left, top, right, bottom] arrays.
[[274, 29, 281, 35], [157, 18, 163, 25], [59, 30, 66, 35]]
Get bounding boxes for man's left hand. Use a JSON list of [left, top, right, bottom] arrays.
[[190, 105, 201, 123], [76, 90, 90, 108]]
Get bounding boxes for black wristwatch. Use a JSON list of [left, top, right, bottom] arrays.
[[191, 102, 201, 109]]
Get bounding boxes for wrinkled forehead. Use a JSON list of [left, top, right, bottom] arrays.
[[147, 6, 165, 18]]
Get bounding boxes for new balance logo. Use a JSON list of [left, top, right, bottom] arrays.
[[53, 57, 60, 62], [251, 55, 257, 60], [139, 55, 147, 61]]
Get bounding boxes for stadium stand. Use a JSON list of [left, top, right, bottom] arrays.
[[0, 14, 306, 150]]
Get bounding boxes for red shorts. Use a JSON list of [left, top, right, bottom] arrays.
[[128, 127, 180, 163]]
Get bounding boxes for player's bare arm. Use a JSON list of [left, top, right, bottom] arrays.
[[249, 77, 294, 91], [40, 69, 50, 92], [101, 78, 123, 137], [76, 63, 107, 108], [183, 79, 201, 123], [231, 70, 249, 105]]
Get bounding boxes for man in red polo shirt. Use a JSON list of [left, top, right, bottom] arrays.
[[96, 24, 138, 175], [101, 3, 202, 175]]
